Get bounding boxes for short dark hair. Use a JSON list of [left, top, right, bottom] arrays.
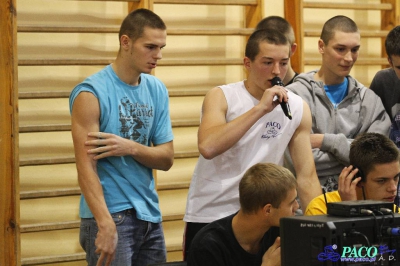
[[320, 15, 359, 45], [385, 25, 400, 58], [350, 133, 400, 178], [256, 16, 295, 45], [239, 163, 297, 214], [245, 29, 289, 61], [119, 8, 166, 42]]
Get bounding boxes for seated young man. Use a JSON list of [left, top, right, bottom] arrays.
[[187, 163, 298, 266], [305, 132, 400, 215]]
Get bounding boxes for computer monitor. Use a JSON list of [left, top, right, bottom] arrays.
[[280, 214, 400, 266]]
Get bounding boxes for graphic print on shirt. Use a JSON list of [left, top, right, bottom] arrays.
[[118, 97, 153, 144], [261, 121, 282, 139]]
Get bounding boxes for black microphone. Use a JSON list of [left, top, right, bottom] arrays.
[[271, 77, 292, 120]]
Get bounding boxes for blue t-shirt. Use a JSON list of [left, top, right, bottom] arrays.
[[69, 65, 174, 223], [324, 78, 348, 108]]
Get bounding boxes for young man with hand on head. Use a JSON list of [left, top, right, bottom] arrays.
[[183, 28, 321, 260], [69, 9, 174, 266], [187, 163, 299, 266], [285, 15, 391, 193], [305, 132, 400, 215]]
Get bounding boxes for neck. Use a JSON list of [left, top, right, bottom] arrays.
[[315, 67, 345, 85], [283, 67, 296, 85], [112, 57, 141, 86], [232, 211, 270, 254], [244, 79, 263, 100]]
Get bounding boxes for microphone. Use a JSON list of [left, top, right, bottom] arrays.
[[271, 77, 292, 120]]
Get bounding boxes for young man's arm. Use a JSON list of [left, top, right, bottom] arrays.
[[198, 85, 288, 159], [71, 92, 117, 266], [85, 132, 174, 171], [288, 101, 322, 209]]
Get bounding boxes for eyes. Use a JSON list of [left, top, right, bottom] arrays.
[[145, 45, 165, 51], [334, 46, 359, 54], [263, 61, 288, 67], [374, 174, 400, 185]]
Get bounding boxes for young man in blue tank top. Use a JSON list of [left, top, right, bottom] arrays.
[[69, 9, 174, 266], [286, 15, 391, 194]]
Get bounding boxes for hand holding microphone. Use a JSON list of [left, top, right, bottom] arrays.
[[271, 77, 292, 120]]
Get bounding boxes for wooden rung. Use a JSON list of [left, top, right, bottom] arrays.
[[18, 86, 208, 100], [304, 30, 390, 38], [168, 87, 209, 97], [21, 213, 182, 234], [19, 119, 198, 133], [154, 0, 257, 5], [167, 28, 253, 35], [19, 150, 198, 167], [21, 253, 86, 266], [18, 25, 119, 33], [20, 157, 75, 167], [18, 58, 114, 66], [163, 220, 185, 253], [20, 188, 81, 200], [21, 221, 80, 233], [18, 87, 207, 99], [172, 119, 200, 127], [157, 157, 197, 190], [18, 58, 243, 66], [304, 57, 389, 66], [303, 1, 392, 10], [19, 124, 71, 133], [18, 25, 253, 36], [73, 0, 140, 1], [19, 91, 70, 99], [159, 189, 188, 219]]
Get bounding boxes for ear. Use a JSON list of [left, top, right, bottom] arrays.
[[388, 56, 394, 68], [243, 57, 251, 70], [290, 43, 297, 57], [120, 35, 131, 50], [318, 39, 325, 54], [356, 181, 364, 188], [263, 203, 273, 217]]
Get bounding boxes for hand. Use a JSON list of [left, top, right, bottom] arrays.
[[258, 86, 288, 114], [261, 237, 281, 266], [95, 219, 118, 266], [338, 165, 361, 201], [86, 132, 134, 160]]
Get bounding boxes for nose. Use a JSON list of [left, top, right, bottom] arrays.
[[388, 179, 398, 192], [343, 50, 353, 62], [154, 48, 162, 60], [272, 62, 280, 76], [293, 199, 300, 212]]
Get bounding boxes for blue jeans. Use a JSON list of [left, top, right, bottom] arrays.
[[80, 208, 167, 266]]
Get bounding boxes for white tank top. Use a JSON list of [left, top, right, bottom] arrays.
[[184, 81, 303, 223]]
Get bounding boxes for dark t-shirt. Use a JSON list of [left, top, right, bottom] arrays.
[[370, 68, 400, 121], [187, 213, 280, 266]]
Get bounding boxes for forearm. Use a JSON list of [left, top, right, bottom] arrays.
[[296, 174, 322, 210], [129, 141, 174, 171], [78, 169, 114, 226], [198, 105, 266, 159], [320, 133, 351, 165]]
